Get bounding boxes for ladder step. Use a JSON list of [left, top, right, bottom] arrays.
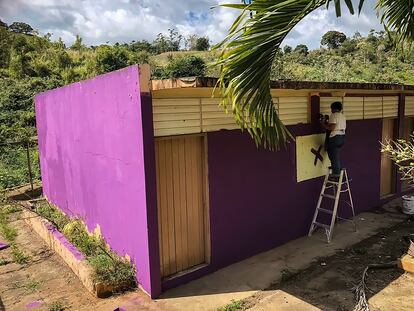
[[313, 222, 330, 230], [318, 208, 333, 215], [321, 194, 336, 200]]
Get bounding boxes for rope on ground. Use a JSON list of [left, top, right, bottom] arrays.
[[352, 261, 398, 311]]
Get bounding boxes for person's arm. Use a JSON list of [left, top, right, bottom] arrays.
[[321, 113, 337, 131], [321, 122, 336, 131]]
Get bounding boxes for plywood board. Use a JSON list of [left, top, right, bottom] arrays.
[[296, 134, 330, 182]]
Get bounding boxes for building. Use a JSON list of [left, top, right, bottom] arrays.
[[35, 65, 414, 298]]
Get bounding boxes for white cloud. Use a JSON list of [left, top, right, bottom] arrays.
[[0, 0, 383, 48]]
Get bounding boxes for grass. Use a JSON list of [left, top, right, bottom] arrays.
[[11, 244, 29, 264], [49, 300, 65, 311], [0, 202, 29, 265], [35, 200, 136, 289], [217, 300, 245, 311], [25, 279, 41, 292]]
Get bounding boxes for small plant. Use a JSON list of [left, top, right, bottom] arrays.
[[217, 300, 244, 311], [25, 279, 41, 292], [49, 300, 65, 311], [0, 258, 11, 266], [36, 201, 70, 231], [34, 201, 136, 289], [89, 254, 136, 286], [11, 244, 29, 264], [0, 206, 18, 241], [381, 138, 414, 185]]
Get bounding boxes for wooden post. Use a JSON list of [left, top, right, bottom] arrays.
[[26, 141, 34, 197], [310, 92, 321, 133]]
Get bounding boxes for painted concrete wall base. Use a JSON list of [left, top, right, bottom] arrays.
[[21, 205, 128, 298], [399, 254, 414, 273]]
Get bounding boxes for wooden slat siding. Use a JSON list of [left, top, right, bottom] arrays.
[[364, 97, 383, 119], [383, 96, 399, 118], [405, 96, 414, 116], [278, 97, 308, 125], [201, 98, 237, 132], [343, 97, 364, 120], [171, 141, 183, 272], [156, 136, 207, 278], [153, 99, 201, 136], [320, 97, 343, 116], [380, 119, 396, 196], [178, 138, 189, 269]]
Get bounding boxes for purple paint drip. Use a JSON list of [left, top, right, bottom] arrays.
[[25, 300, 43, 309], [0, 242, 9, 250]]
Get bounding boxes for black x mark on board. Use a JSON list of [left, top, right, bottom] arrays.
[[311, 145, 324, 166]]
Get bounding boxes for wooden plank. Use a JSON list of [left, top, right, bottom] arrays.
[[380, 119, 396, 196], [171, 140, 183, 272], [405, 96, 414, 116], [154, 127, 201, 137], [153, 98, 199, 107], [154, 119, 201, 130], [178, 138, 189, 269], [155, 141, 163, 277], [153, 113, 200, 122], [203, 136, 211, 264], [153, 105, 200, 114], [343, 97, 363, 120], [184, 137, 197, 267], [158, 139, 170, 276]]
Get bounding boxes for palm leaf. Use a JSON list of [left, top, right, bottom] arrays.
[[214, 0, 412, 150], [375, 0, 414, 43]]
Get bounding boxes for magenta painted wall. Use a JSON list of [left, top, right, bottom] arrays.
[[35, 66, 160, 297], [163, 119, 384, 290]]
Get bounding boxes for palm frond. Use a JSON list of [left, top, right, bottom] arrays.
[[214, 0, 359, 150], [375, 0, 414, 43]]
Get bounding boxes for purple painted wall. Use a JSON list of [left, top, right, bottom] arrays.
[[206, 119, 381, 267], [35, 66, 159, 296], [163, 119, 383, 291]]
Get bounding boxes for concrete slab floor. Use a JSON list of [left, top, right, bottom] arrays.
[[153, 201, 408, 311]]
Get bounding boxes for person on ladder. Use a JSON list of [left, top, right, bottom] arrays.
[[321, 101, 346, 179]]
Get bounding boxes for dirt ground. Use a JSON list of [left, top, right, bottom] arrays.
[[242, 217, 414, 311], [0, 188, 413, 311]]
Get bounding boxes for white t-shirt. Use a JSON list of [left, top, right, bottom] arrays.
[[329, 112, 346, 138]]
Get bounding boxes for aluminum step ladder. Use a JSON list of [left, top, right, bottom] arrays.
[[308, 168, 356, 243]]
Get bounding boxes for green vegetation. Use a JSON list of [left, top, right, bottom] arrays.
[[1, 17, 413, 188], [214, 0, 414, 149], [0, 201, 29, 265], [217, 300, 245, 311], [35, 200, 136, 288], [49, 300, 65, 311]]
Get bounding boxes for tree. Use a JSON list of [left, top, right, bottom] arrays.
[[321, 30, 347, 49], [95, 46, 129, 74], [195, 37, 210, 51], [215, 0, 414, 149], [283, 45, 292, 54], [71, 35, 85, 51], [294, 44, 309, 55], [154, 56, 206, 79], [0, 19, 7, 28], [8, 22, 34, 35]]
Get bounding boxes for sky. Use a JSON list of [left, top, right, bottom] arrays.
[[0, 0, 384, 49]]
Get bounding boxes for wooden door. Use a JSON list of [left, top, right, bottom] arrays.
[[155, 135, 209, 278], [380, 119, 396, 197], [402, 117, 414, 190]]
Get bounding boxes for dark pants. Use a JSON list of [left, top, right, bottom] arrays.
[[327, 135, 345, 175]]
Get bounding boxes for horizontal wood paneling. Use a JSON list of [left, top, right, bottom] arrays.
[[343, 97, 363, 120], [405, 96, 414, 116], [363, 97, 383, 119], [383, 96, 399, 118], [201, 98, 237, 132], [278, 97, 308, 125]]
